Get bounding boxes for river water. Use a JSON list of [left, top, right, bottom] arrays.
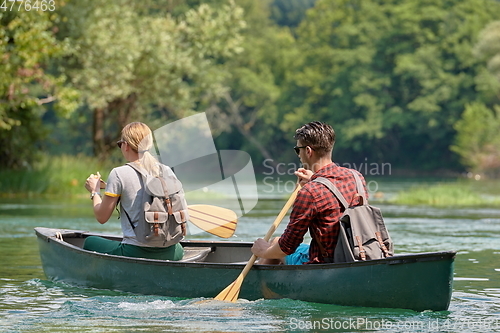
[[1, 178, 499, 332]]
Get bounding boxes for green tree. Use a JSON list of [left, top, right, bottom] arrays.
[[0, 9, 78, 168], [279, 0, 500, 170], [451, 102, 500, 176], [206, 0, 301, 165], [270, 0, 317, 28], [474, 21, 500, 98], [452, 21, 500, 177], [57, 0, 245, 159]]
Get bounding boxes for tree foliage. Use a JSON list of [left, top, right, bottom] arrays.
[[206, 0, 301, 166], [3, 0, 500, 176], [474, 20, 500, 94], [270, 0, 317, 28], [278, 0, 500, 170], [451, 20, 500, 176], [451, 102, 500, 176], [57, 0, 245, 158], [0, 9, 78, 168]]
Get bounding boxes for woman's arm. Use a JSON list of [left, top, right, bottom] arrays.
[[91, 194, 119, 224], [86, 173, 119, 224]]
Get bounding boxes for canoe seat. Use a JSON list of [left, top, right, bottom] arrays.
[[179, 247, 213, 262]]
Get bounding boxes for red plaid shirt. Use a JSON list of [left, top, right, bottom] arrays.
[[278, 163, 367, 264]]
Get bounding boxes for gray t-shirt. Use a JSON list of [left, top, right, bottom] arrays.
[[104, 165, 148, 246]]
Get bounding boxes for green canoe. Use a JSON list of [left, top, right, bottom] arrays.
[[35, 227, 455, 311]]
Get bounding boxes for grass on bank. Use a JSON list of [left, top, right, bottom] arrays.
[[390, 182, 500, 207], [0, 154, 115, 198], [2, 154, 500, 207], [0, 154, 234, 200]]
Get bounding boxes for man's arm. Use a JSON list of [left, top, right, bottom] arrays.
[[295, 168, 313, 186], [251, 237, 286, 259]]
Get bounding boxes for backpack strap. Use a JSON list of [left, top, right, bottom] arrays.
[[122, 163, 151, 230], [310, 227, 331, 263], [126, 161, 178, 215], [349, 170, 367, 205], [122, 205, 135, 229], [314, 177, 349, 209], [312, 174, 362, 263], [127, 162, 168, 177], [127, 162, 173, 196], [126, 162, 148, 178]]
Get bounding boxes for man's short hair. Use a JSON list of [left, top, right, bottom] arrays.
[[294, 121, 335, 157]]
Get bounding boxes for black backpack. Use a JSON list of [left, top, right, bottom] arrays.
[[313, 170, 393, 263]]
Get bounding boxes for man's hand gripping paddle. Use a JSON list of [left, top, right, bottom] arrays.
[[213, 184, 301, 302]]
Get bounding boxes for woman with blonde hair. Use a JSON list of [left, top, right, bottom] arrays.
[[84, 122, 184, 260]]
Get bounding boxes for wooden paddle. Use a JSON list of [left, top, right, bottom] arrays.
[[188, 205, 238, 238], [213, 184, 301, 302]]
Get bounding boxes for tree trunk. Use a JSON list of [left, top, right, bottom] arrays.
[[92, 93, 138, 159], [223, 93, 277, 166]]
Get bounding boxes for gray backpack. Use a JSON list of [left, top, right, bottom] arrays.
[[124, 162, 188, 247], [314, 170, 393, 263]]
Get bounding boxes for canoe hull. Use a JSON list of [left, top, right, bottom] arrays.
[[35, 227, 454, 311]]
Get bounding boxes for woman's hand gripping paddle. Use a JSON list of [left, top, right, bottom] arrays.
[[188, 205, 238, 238], [213, 184, 301, 302]]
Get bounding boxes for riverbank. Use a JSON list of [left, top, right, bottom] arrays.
[[2, 155, 500, 208], [0, 155, 114, 198], [389, 181, 500, 207]]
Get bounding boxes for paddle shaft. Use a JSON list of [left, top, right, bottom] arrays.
[[214, 184, 301, 302], [262, 185, 301, 242], [239, 185, 300, 276]]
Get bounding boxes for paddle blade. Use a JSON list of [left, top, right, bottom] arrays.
[[214, 274, 244, 302], [188, 205, 238, 238]]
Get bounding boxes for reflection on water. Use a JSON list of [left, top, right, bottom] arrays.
[[1, 178, 500, 332]]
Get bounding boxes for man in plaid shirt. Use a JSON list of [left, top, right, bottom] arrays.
[[252, 121, 367, 264]]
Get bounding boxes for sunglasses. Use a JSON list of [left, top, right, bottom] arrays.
[[294, 145, 315, 155], [117, 140, 126, 148]]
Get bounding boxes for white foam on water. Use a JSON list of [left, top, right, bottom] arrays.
[[118, 299, 176, 311], [454, 277, 490, 281]]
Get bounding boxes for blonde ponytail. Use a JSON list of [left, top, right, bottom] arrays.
[[140, 150, 160, 177], [121, 122, 160, 177]]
